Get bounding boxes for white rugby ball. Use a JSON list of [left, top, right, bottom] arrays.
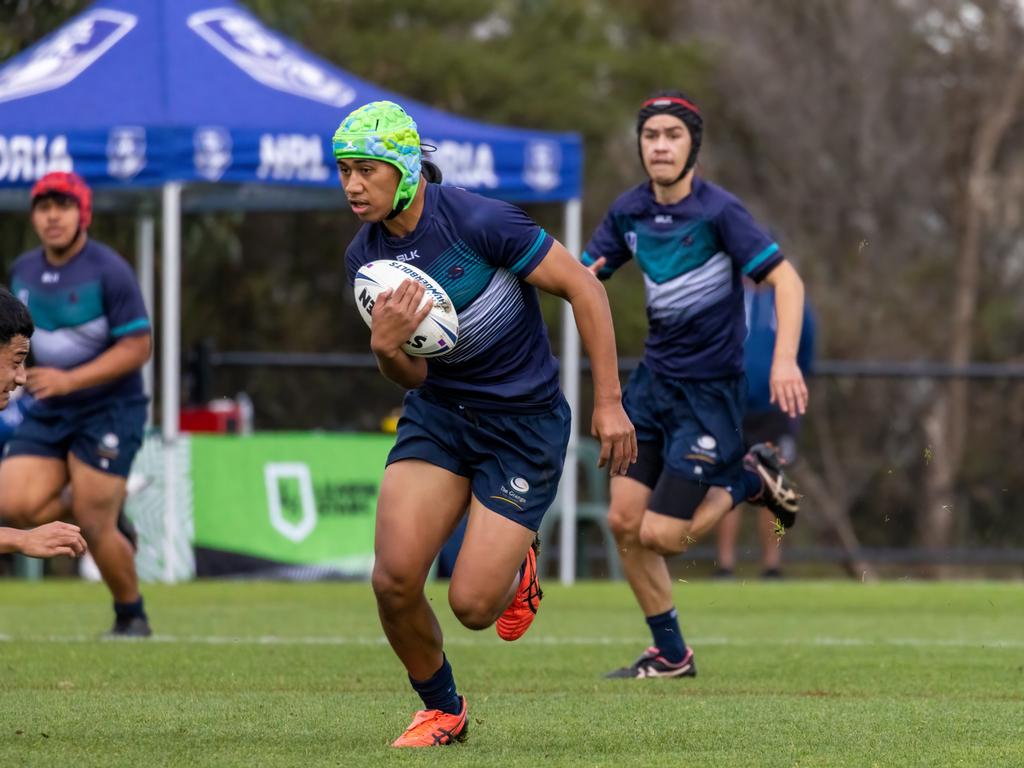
[[352, 260, 459, 357]]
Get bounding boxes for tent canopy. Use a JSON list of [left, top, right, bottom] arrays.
[[0, 0, 581, 203]]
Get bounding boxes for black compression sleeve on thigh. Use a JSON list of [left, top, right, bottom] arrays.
[[624, 441, 663, 489], [648, 471, 709, 521]]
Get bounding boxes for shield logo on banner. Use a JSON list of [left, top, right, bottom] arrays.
[[194, 127, 232, 181], [187, 8, 355, 108], [523, 140, 561, 192], [0, 10, 137, 105], [107, 126, 146, 180], [264, 462, 317, 543]]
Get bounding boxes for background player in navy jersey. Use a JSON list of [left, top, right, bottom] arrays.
[[715, 281, 816, 579], [0, 172, 152, 637], [583, 91, 808, 679], [0, 285, 87, 561], [334, 101, 636, 747]]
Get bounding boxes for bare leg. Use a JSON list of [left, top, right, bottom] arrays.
[[371, 460, 470, 681], [687, 488, 736, 542], [606, 476, 674, 616], [26, 494, 72, 526], [638, 487, 735, 556], [447, 497, 537, 629], [0, 456, 67, 527], [68, 454, 136, 603]]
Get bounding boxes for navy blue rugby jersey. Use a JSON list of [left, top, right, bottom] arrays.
[[11, 240, 150, 410], [345, 183, 560, 412], [583, 177, 784, 380]]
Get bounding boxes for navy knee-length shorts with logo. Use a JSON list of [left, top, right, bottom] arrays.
[[4, 395, 147, 477], [387, 388, 572, 532], [623, 363, 748, 504]]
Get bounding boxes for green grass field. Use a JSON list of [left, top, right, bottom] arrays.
[[1, 580, 1022, 767]]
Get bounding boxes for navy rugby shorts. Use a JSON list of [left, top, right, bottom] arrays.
[[387, 388, 571, 532], [623, 363, 748, 505], [4, 395, 147, 478]]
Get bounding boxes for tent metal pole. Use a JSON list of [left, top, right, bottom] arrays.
[[161, 182, 182, 582], [135, 214, 155, 426], [160, 183, 181, 443], [559, 198, 582, 586]]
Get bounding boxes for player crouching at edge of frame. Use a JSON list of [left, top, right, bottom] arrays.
[[0, 285, 87, 561], [583, 90, 808, 680], [334, 100, 637, 747]]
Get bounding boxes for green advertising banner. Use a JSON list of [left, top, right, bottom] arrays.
[[190, 433, 395, 577]]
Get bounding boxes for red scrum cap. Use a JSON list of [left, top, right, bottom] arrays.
[[31, 171, 93, 230]]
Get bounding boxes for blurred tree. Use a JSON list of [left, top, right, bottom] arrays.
[[677, 0, 1024, 560], [0, 0, 88, 59], [915, 1, 1024, 566]]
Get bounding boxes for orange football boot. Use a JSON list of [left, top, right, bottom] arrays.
[[496, 537, 543, 641], [391, 695, 468, 748]]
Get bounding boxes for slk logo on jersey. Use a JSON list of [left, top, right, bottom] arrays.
[[188, 8, 356, 108], [655, 215, 673, 224], [0, 10, 137, 105]]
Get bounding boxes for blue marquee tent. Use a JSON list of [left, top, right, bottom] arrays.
[[0, 0, 581, 202], [0, 0, 586, 584]]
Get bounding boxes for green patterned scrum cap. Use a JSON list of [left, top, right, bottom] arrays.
[[332, 100, 422, 213]]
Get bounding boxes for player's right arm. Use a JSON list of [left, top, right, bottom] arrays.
[[369, 279, 432, 389], [761, 260, 807, 417], [525, 242, 637, 476]]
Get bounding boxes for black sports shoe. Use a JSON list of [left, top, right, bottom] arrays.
[[106, 616, 152, 638], [116, 507, 138, 552], [605, 646, 697, 679], [744, 443, 800, 529]]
